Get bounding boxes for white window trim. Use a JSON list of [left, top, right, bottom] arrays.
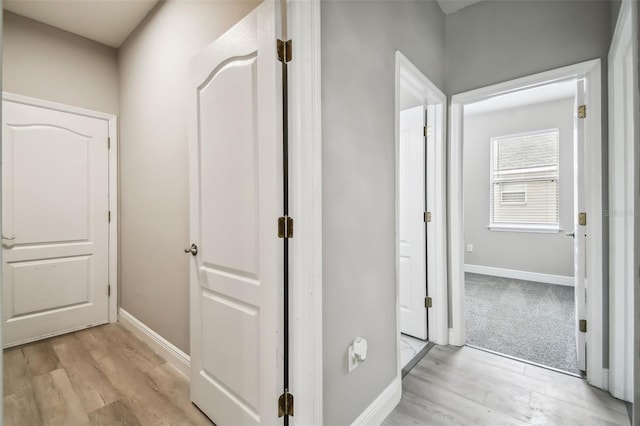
[[489, 128, 560, 229], [487, 223, 562, 233]]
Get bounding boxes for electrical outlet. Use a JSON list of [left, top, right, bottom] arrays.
[[467, 244, 473, 252]]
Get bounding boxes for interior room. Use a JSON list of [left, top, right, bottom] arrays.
[[1, 0, 638, 425], [462, 82, 580, 375]]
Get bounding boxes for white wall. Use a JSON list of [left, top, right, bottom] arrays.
[[321, 1, 445, 424], [2, 11, 119, 114], [463, 98, 575, 277], [118, 0, 259, 354]]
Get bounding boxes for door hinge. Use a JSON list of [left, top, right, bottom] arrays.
[[277, 39, 292, 63], [108, 284, 111, 297], [579, 319, 587, 333], [278, 216, 293, 238], [578, 212, 587, 226], [424, 211, 432, 223], [425, 297, 432, 308], [107, 137, 111, 149], [278, 390, 294, 417], [578, 104, 586, 119], [424, 126, 432, 137], [108, 211, 111, 223]]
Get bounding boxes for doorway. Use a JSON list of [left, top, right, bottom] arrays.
[[461, 81, 580, 375], [449, 60, 605, 387], [395, 52, 447, 375]]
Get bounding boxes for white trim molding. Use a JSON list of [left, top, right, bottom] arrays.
[[464, 264, 574, 286], [288, 0, 323, 425], [395, 51, 449, 353], [449, 59, 605, 388], [607, 0, 637, 403], [118, 309, 190, 377], [2, 92, 119, 324], [350, 377, 401, 426]]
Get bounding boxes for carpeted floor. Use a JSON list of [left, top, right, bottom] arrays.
[[465, 272, 581, 375]]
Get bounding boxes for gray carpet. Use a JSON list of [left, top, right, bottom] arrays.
[[465, 272, 581, 375]]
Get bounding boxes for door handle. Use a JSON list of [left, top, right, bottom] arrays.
[[565, 232, 575, 238], [2, 235, 15, 241], [184, 243, 198, 256]]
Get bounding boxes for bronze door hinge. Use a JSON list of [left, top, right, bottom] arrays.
[[278, 216, 293, 238], [277, 39, 292, 63], [578, 105, 586, 119], [579, 319, 587, 333], [424, 212, 432, 223], [278, 390, 294, 417], [425, 297, 432, 308], [578, 212, 587, 226]]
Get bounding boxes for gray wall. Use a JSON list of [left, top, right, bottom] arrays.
[[118, 0, 259, 354], [321, 1, 445, 424], [445, 0, 612, 95], [2, 11, 119, 114], [463, 98, 575, 277]]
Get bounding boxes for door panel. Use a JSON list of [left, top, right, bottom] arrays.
[[188, 3, 280, 425], [2, 100, 109, 347], [574, 79, 587, 371], [399, 105, 427, 340]]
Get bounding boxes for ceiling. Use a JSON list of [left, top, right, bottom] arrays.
[[2, 0, 484, 48], [436, 0, 484, 15], [465, 80, 576, 115], [3, 0, 159, 48]]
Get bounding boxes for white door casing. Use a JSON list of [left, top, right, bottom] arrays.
[[2, 99, 111, 347], [608, 0, 636, 402], [188, 2, 281, 425], [574, 79, 587, 372], [399, 106, 427, 340], [449, 60, 604, 388]]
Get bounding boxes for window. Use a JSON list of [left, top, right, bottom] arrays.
[[490, 129, 559, 230]]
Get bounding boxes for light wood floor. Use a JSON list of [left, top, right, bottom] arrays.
[[3, 324, 213, 426], [384, 345, 630, 426]]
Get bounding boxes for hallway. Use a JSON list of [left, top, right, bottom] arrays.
[[384, 345, 629, 425], [3, 324, 210, 426]]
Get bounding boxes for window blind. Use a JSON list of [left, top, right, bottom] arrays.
[[490, 130, 559, 227]]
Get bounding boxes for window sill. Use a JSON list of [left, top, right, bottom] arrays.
[[487, 224, 562, 234]]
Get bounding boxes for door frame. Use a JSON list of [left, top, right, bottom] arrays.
[[287, 0, 323, 425], [448, 59, 604, 388], [2, 92, 119, 325], [394, 51, 448, 379], [608, 0, 638, 402]]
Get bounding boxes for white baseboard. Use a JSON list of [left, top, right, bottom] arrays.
[[351, 377, 401, 426], [118, 308, 191, 377], [464, 264, 574, 286]]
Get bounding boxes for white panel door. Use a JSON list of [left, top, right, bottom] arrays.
[[574, 80, 587, 371], [399, 106, 427, 340], [188, 2, 281, 425], [2, 99, 110, 347]]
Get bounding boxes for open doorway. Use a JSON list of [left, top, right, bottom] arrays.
[[449, 60, 605, 386], [395, 52, 447, 376], [462, 81, 581, 375]]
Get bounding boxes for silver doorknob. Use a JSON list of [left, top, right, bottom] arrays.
[[184, 243, 198, 256], [565, 232, 575, 238]]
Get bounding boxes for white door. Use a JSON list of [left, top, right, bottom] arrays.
[[2, 99, 110, 347], [399, 105, 428, 340], [573, 80, 587, 371], [188, 2, 281, 425]]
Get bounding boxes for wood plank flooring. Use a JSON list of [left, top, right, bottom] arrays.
[[3, 324, 213, 426], [384, 345, 631, 426]]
